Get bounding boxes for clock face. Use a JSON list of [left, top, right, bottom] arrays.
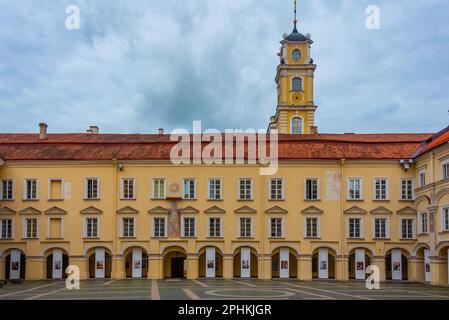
[[292, 49, 301, 62], [291, 92, 303, 104]]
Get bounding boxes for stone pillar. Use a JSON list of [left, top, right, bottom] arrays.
[[0, 258, 5, 280], [430, 256, 445, 286], [223, 255, 233, 279], [70, 257, 89, 280], [297, 255, 312, 281], [114, 255, 125, 280], [335, 255, 349, 281], [408, 257, 422, 282], [371, 256, 386, 282], [186, 256, 198, 280], [260, 255, 271, 280], [148, 254, 163, 279], [25, 258, 45, 280]]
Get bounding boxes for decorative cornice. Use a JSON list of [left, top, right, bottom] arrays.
[[265, 206, 288, 214], [179, 206, 199, 214], [204, 206, 226, 214], [0, 207, 17, 215], [19, 207, 41, 215], [234, 206, 257, 214], [44, 206, 67, 215], [301, 206, 323, 215], [80, 206, 103, 215], [396, 206, 417, 215], [370, 206, 393, 215], [116, 206, 139, 214], [344, 206, 367, 215], [148, 206, 170, 214]]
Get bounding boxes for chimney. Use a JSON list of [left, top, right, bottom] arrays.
[[87, 126, 99, 134], [39, 123, 48, 140], [158, 128, 164, 135]]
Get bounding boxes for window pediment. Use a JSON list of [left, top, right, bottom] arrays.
[[301, 206, 323, 215], [396, 206, 417, 215], [44, 206, 67, 215], [80, 206, 103, 215], [265, 206, 288, 214], [116, 206, 139, 214], [204, 206, 225, 214], [234, 205, 257, 214], [148, 206, 170, 214], [344, 206, 367, 215], [19, 207, 40, 215], [0, 206, 17, 215], [370, 206, 392, 215], [179, 206, 199, 214]]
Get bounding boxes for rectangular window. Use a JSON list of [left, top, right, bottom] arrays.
[[239, 218, 252, 238], [374, 218, 387, 239], [183, 218, 196, 237], [348, 179, 362, 200], [270, 218, 283, 238], [85, 178, 99, 199], [238, 178, 253, 200], [183, 179, 196, 200], [208, 217, 221, 237], [208, 178, 222, 200], [24, 179, 38, 200], [348, 218, 362, 238], [121, 178, 135, 199], [152, 178, 166, 199], [401, 179, 413, 200], [443, 207, 449, 232], [122, 218, 135, 238], [0, 179, 13, 200], [85, 218, 98, 238], [419, 212, 428, 234], [419, 170, 426, 187], [25, 218, 38, 239], [153, 218, 166, 237], [269, 178, 284, 200], [49, 218, 62, 239], [0, 219, 12, 239], [443, 162, 449, 180], [401, 219, 414, 239], [49, 179, 63, 200], [305, 178, 319, 200], [374, 178, 388, 200], [305, 217, 319, 238]]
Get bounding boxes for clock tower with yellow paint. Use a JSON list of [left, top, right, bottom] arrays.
[[269, 1, 317, 134]]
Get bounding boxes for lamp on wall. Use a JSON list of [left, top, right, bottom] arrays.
[[400, 159, 414, 171]]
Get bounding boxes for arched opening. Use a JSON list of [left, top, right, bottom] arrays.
[[87, 247, 112, 279], [312, 247, 336, 279], [386, 248, 409, 280], [415, 246, 431, 283], [438, 246, 449, 285], [163, 247, 187, 279], [291, 117, 303, 134], [124, 247, 148, 278], [4, 249, 26, 280], [271, 247, 298, 279], [233, 247, 258, 278], [348, 248, 372, 280], [198, 246, 223, 278], [291, 77, 303, 91], [45, 248, 69, 279]]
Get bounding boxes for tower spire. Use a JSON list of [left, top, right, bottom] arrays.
[[293, 0, 298, 32]]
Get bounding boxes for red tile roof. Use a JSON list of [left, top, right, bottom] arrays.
[[413, 126, 449, 157], [0, 133, 434, 161]]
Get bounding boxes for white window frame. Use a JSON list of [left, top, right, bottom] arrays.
[[207, 177, 223, 200], [347, 178, 363, 200], [207, 217, 222, 238], [290, 116, 304, 134], [400, 218, 415, 240], [268, 178, 285, 200], [291, 76, 303, 92], [304, 178, 320, 200], [373, 178, 389, 200], [152, 217, 167, 238], [181, 217, 197, 238], [121, 217, 136, 238], [238, 178, 253, 200], [152, 177, 166, 200], [400, 178, 414, 200], [418, 212, 428, 234], [120, 178, 136, 200], [23, 178, 39, 200], [442, 206, 449, 232], [0, 179, 14, 200], [0, 218, 13, 239], [23, 217, 39, 239], [269, 217, 284, 238], [347, 217, 364, 239], [238, 217, 253, 238], [182, 178, 197, 200], [372, 217, 389, 239], [83, 217, 99, 238], [419, 169, 426, 187], [304, 217, 320, 238], [84, 177, 100, 200], [442, 159, 449, 180]]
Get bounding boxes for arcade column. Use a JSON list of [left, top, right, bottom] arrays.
[[370, 256, 386, 282], [297, 254, 312, 281], [70, 256, 89, 280], [25, 257, 45, 280], [114, 255, 125, 280], [222, 255, 233, 279], [186, 255, 198, 280], [335, 255, 349, 281], [148, 254, 163, 279], [260, 255, 271, 280], [0, 257, 5, 280]]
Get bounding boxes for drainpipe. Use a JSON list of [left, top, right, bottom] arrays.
[[112, 159, 118, 279], [340, 159, 346, 280]]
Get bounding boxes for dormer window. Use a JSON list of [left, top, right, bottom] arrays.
[[292, 49, 301, 61]]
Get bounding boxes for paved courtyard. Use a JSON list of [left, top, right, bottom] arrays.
[[0, 279, 448, 300]]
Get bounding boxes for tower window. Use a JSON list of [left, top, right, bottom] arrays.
[[292, 77, 303, 92], [292, 49, 301, 61], [291, 117, 303, 134]]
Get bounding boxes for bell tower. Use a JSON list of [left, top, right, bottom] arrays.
[[269, 0, 318, 134]]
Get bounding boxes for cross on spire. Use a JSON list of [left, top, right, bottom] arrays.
[[293, 0, 298, 32]]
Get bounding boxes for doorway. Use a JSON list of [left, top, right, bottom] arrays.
[[171, 257, 186, 278]]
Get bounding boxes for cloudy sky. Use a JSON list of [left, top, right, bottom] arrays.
[[0, 0, 448, 134]]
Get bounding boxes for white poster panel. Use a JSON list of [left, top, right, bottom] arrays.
[[318, 248, 329, 279], [355, 248, 366, 280], [391, 249, 402, 280], [53, 248, 63, 279], [95, 248, 105, 279], [241, 247, 251, 278], [9, 249, 21, 280], [424, 249, 431, 282], [205, 247, 216, 278], [279, 248, 289, 279], [132, 247, 142, 278]]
